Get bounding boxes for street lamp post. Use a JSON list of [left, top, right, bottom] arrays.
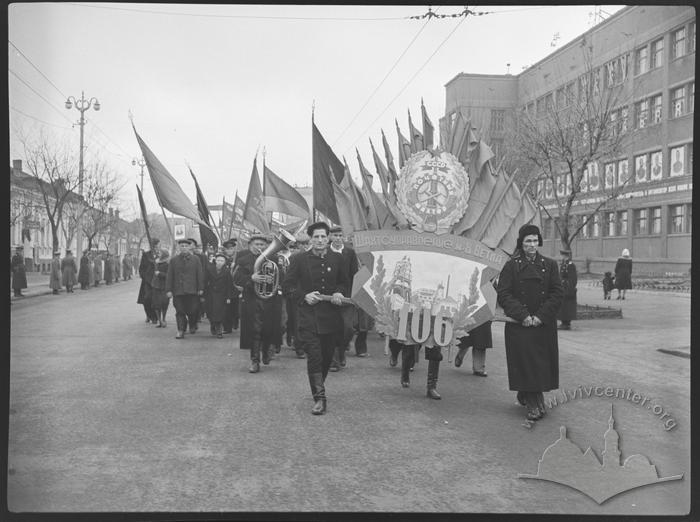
[[65, 91, 100, 254], [132, 156, 146, 193]]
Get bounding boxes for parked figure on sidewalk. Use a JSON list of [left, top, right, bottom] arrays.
[[328, 226, 358, 372], [61, 250, 78, 293], [557, 248, 577, 330], [151, 249, 171, 328], [602, 272, 615, 300], [104, 252, 114, 285], [78, 250, 91, 290], [93, 253, 103, 287], [166, 238, 204, 339], [497, 224, 563, 421], [88, 251, 95, 287], [11, 246, 27, 297], [233, 234, 280, 372], [49, 251, 62, 295], [615, 249, 633, 300], [114, 254, 121, 282], [283, 221, 348, 415], [137, 239, 160, 324], [206, 252, 234, 338], [454, 320, 492, 376]]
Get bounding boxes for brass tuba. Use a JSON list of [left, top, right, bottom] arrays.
[[253, 229, 297, 299]]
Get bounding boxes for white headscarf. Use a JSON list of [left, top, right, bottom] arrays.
[[621, 248, 630, 258]]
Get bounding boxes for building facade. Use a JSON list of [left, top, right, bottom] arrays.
[[442, 5, 694, 275]]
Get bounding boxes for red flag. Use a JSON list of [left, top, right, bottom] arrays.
[[136, 184, 154, 252], [451, 141, 497, 236], [497, 190, 539, 255], [312, 121, 341, 224], [421, 99, 434, 149], [369, 138, 389, 198], [243, 156, 270, 234], [381, 129, 398, 198], [357, 150, 392, 230], [408, 109, 423, 152], [189, 167, 219, 250], [476, 173, 522, 248], [395, 119, 412, 169], [263, 164, 310, 219]]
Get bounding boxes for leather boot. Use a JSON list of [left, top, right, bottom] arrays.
[[426, 359, 442, 400], [309, 373, 326, 415], [400, 346, 414, 387], [250, 341, 261, 373], [262, 343, 271, 365], [329, 347, 340, 372]]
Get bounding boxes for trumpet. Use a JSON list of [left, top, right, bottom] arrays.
[[253, 229, 296, 299]]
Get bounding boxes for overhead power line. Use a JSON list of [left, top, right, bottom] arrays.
[[8, 40, 68, 99], [8, 69, 74, 124], [10, 106, 72, 129]]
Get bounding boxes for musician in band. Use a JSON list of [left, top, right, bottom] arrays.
[[221, 239, 240, 333], [328, 226, 359, 371], [233, 233, 281, 373], [283, 221, 348, 415]]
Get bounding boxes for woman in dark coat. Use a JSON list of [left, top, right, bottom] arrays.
[[137, 240, 160, 323], [104, 253, 114, 285], [614, 248, 632, 300], [11, 247, 27, 297], [93, 254, 103, 286], [497, 224, 563, 421], [206, 252, 234, 338], [78, 251, 91, 289], [150, 249, 170, 327], [61, 250, 78, 293]]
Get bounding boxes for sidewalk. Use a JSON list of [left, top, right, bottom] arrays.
[[10, 272, 138, 302]]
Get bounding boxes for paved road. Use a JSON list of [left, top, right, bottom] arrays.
[[8, 279, 690, 515]]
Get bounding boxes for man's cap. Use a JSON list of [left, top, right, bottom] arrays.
[[222, 239, 237, 248], [329, 225, 343, 234], [559, 248, 571, 255], [53, 250, 61, 255], [249, 233, 269, 243], [214, 252, 227, 259], [306, 221, 330, 237], [177, 238, 193, 245], [516, 224, 543, 249], [187, 238, 199, 247]]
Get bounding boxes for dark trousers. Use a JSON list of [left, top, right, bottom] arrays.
[[300, 329, 336, 381], [222, 294, 240, 332], [173, 294, 199, 332]]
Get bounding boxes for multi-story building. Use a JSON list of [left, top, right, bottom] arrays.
[[441, 5, 693, 275]]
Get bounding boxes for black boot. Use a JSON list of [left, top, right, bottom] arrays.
[[250, 341, 261, 373], [354, 331, 368, 356], [426, 359, 442, 400], [329, 347, 340, 372], [400, 346, 414, 387], [262, 343, 271, 365], [309, 372, 326, 415]]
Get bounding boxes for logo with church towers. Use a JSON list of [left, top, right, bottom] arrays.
[[519, 405, 683, 504]]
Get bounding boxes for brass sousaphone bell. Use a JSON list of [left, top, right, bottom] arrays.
[[252, 229, 297, 299]]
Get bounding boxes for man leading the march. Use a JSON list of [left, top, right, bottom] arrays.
[[283, 222, 348, 415]]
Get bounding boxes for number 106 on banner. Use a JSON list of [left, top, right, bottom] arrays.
[[395, 302, 454, 346]]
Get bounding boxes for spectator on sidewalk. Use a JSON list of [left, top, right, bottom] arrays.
[[602, 272, 615, 300], [557, 248, 577, 330], [49, 251, 62, 295], [11, 246, 27, 297], [78, 250, 91, 290], [88, 251, 95, 288], [104, 252, 114, 285], [615, 249, 633, 300], [93, 253, 103, 287], [61, 250, 78, 293], [114, 254, 121, 282]]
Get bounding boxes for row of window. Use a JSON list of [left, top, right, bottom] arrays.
[[538, 142, 693, 199], [524, 19, 696, 118], [631, 82, 695, 130], [543, 203, 692, 239]]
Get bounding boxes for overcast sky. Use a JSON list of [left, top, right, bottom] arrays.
[[8, 3, 624, 219]]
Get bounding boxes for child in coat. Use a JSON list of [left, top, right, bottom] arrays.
[[602, 272, 615, 300]]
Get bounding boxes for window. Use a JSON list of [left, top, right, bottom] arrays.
[[690, 21, 696, 53], [635, 99, 650, 128], [618, 210, 628, 236], [634, 208, 648, 235], [604, 211, 616, 237], [490, 138, 503, 159], [690, 82, 694, 112], [556, 174, 566, 197], [491, 110, 505, 132], [591, 213, 600, 237], [536, 98, 546, 117], [651, 94, 663, 123], [670, 145, 686, 176], [650, 151, 663, 180], [651, 38, 664, 68], [672, 26, 686, 59], [544, 93, 554, 113], [587, 162, 600, 191], [556, 87, 566, 108], [545, 179, 554, 199], [580, 215, 589, 238], [650, 207, 661, 235], [669, 204, 686, 233], [635, 46, 649, 75], [671, 86, 686, 117], [620, 107, 629, 133], [566, 83, 575, 104], [604, 163, 616, 189], [542, 218, 552, 239], [617, 159, 630, 185]]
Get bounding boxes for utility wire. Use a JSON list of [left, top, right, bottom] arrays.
[[344, 15, 468, 155], [8, 69, 74, 124], [8, 40, 68, 99], [332, 8, 439, 147], [10, 106, 72, 129]]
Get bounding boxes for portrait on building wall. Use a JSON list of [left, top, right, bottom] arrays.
[[545, 178, 554, 199], [604, 163, 616, 189], [650, 151, 663, 180], [617, 159, 629, 186], [580, 165, 589, 192], [587, 161, 600, 191], [556, 175, 566, 197], [670, 146, 685, 176], [635, 154, 648, 182]]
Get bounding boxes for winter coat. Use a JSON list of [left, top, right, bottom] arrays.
[[150, 260, 170, 309], [94, 257, 103, 282], [557, 259, 578, 322], [457, 320, 493, 351], [497, 250, 563, 392], [104, 257, 114, 283], [205, 264, 234, 322], [165, 253, 204, 296], [137, 250, 157, 304], [614, 257, 633, 289], [11, 253, 27, 290], [49, 257, 62, 290], [61, 255, 77, 286], [78, 255, 91, 285]]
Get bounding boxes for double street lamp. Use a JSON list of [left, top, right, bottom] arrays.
[[132, 156, 147, 192], [65, 91, 100, 253]]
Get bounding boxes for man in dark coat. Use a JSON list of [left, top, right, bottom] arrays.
[[328, 226, 359, 372], [190, 238, 210, 327], [454, 321, 493, 377], [61, 250, 78, 293], [11, 246, 27, 297], [497, 224, 563, 422], [557, 248, 577, 330], [283, 222, 348, 415], [206, 252, 234, 338], [122, 254, 132, 280], [114, 254, 121, 282], [221, 239, 240, 333], [78, 250, 91, 290], [104, 252, 114, 285], [233, 234, 281, 372], [166, 238, 204, 339], [137, 239, 160, 323]]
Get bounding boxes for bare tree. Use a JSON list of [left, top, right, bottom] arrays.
[[19, 130, 81, 251], [79, 159, 126, 251], [508, 45, 635, 251]]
